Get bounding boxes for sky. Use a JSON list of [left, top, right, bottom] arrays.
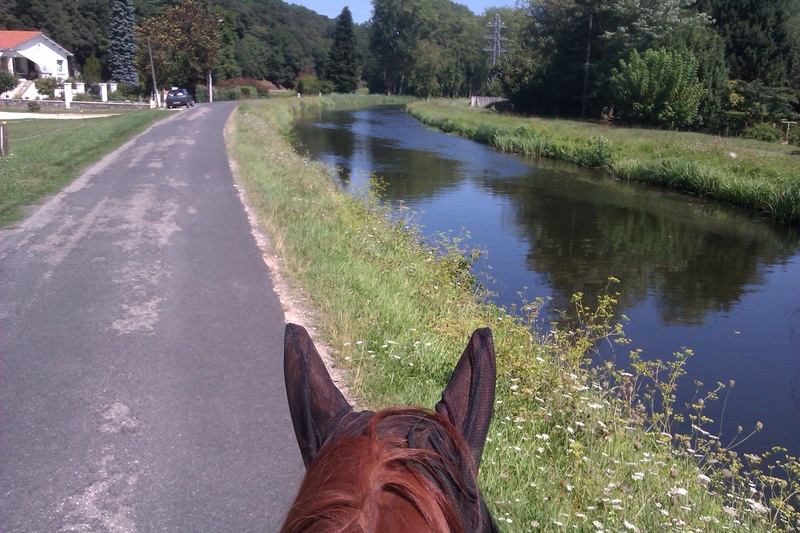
[[288, 1, 518, 24]]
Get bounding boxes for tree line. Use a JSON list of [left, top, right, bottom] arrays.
[[2, 0, 798, 133], [498, 0, 800, 133]]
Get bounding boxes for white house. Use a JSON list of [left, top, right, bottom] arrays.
[[0, 30, 72, 98]]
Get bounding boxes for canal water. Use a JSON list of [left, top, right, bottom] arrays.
[[292, 105, 800, 455]]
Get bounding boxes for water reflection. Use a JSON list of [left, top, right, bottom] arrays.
[[292, 106, 800, 452], [491, 172, 799, 325]]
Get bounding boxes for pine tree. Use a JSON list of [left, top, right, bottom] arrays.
[[326, 7, 360, 93], [108, 0, 138, 85]]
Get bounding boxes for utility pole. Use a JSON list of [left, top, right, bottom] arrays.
[[147, 36, 159, 107], [483, 14, 507, 83]]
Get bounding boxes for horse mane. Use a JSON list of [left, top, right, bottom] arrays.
[[280, 407, 479, 533]]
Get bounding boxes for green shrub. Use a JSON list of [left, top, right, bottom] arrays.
[[0, 70, 18, 94], [27, 101, 41, 112], [108, 86, 143, 102], [220, 88, 241, 101], [194, 87, 208, 103], [115, 83, 141, 99], [473, 123, 499, 144], [239, 86, 257, 99], [296, 75, 333, 95], [742, 122, 782, 142], [577, 136, 615, 167], [33, 77, 59, 98]]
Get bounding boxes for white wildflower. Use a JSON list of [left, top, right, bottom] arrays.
[[668, 486, 688, 497], [624, 520, 640, 532], [747, 499, 769, 514]]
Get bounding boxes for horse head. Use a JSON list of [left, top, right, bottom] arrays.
[[281, 323, 498, 532]]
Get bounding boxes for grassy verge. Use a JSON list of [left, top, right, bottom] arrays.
[[407, 99, 800, 224], [0, 110, 166, 226], [229, 94, 799, 531]]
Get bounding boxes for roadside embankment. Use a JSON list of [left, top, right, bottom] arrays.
[[228, 94, 798, 531], [408, 99, 800, 224]]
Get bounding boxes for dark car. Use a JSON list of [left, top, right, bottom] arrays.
[[166, 88, 194, 109]]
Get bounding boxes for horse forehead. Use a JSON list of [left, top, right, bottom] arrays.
[[326, 410, 375, 442], [332, 409, 453, 446]]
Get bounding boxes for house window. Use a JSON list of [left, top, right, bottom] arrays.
[[56, 60, 64, 73]]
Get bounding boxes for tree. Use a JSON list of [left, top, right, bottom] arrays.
[[664, 21, 729, 131], [213, 7, 240, 80], [697, 0, 797, 86], [369, 0, 432, 94], [610, 48, 702, 128], [108, 0, 138, 85], [367, 0, 485, 96], [135, 0, 220, 94], [83, 55, 102, 85], [326, 7, 360, 93]]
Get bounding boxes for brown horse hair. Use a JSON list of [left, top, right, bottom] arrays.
[[280, 407, 478, 533]]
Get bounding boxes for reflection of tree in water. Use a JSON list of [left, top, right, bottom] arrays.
[[293, 109, 464, 199], [489, 174, 800, 325]]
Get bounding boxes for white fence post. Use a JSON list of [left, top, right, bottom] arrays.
[[64, 83, 72, 110]]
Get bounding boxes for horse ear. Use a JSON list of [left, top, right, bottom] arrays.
[[434, 327, 496, 471], [284, 323, 353, 468]]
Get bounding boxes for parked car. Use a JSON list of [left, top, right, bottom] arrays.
[[166, 88, 194, 108]]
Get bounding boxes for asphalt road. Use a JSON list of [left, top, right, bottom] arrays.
[[0, 102, 303, 531]]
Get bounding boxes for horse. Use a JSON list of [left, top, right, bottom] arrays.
[[281, 323, 499, 533]]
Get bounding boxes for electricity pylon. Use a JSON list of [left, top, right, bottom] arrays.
[[483, 14, 507, 83]]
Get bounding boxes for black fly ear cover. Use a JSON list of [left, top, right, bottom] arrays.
[[284, 323, 353, 468], [434, 328, 496, 472]]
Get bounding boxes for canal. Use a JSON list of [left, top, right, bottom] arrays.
[[292, 105, 800, 455]]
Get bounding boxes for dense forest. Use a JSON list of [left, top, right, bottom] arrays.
[[1, 0, 798, 133], [0, 0, 335, 88]]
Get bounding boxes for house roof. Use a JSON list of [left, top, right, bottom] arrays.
[[0, 30, 72, 56]]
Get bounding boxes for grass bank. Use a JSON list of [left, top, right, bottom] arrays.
[[0, 109, 165, 226], [407, 99, 800, 224], [229, 94, 799, 531]]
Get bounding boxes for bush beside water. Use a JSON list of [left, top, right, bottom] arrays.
[[229, 95, 800, 531]]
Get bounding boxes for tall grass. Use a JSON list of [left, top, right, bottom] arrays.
[[407, 99, 800, 224], [228, 95, 799, 531], [0, 110, 164, 225]]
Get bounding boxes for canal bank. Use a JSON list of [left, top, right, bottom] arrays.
[[407, 99, 800, 224], [228, 95, 798, 531]]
